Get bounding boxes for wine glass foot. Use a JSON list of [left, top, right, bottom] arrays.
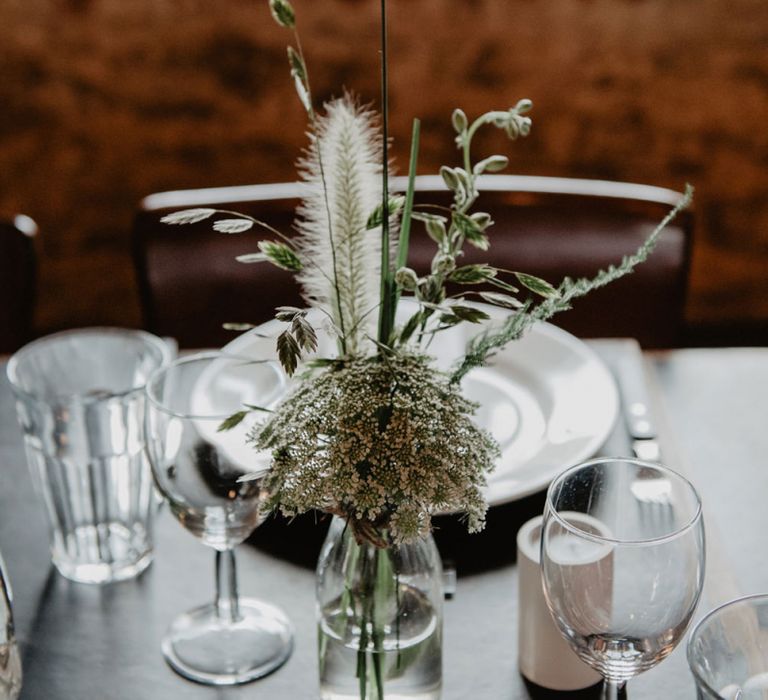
[[161, 598, 294, 685]]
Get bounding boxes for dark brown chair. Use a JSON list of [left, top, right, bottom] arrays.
[[133, 175, 693, 349], [0, 215, 37, 354]]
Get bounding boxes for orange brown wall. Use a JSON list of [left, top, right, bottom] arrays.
[[1, 0, 766, 337]]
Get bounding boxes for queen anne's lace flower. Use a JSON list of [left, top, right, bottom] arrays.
[[251, 354, 499, 545]]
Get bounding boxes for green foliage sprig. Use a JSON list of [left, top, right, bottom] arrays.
[[391, 99, 559, 352], [451, 183, 694, 383]]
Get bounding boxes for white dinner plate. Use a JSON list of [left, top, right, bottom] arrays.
[[222, 299, 618, 507]]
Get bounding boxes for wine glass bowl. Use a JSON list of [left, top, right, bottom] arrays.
[[148, 406, 268, 550], [541, 457, 705, 696], [144, 352, 293, 685]]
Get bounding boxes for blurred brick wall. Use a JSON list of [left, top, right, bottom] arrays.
[[1, 0, 766, 337]]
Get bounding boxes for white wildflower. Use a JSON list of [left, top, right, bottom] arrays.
[[251, 354, 499, 545]]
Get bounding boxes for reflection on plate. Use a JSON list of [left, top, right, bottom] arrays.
[[222, 300, 618, 507]]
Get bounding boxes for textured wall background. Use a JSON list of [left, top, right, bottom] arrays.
[[1, 0, 766, 337]]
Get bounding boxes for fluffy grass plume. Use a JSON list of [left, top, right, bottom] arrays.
[[295, 95, 395, 355]]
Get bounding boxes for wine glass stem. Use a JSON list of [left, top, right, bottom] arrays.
[[214, 549, 241, 624], [601, 679, 627, 700]]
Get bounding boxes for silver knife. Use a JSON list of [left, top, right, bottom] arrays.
[[616, 341, 661, 462]]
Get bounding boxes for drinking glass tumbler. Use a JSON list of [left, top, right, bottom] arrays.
[[7, 327, 172, 584], [144, 352, 293, 685], [688, 594, 768, 699], [541, 457, 706, 699]]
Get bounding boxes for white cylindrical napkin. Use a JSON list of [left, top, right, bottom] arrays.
[[517, 513, 611, 691]]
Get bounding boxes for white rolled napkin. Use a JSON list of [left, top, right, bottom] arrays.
[[517, 513, 612, 691]]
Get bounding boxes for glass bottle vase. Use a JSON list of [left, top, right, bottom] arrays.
[[316, 517, 443, 700]]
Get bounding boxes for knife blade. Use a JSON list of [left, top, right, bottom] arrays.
[[615, 341, 661, 462]]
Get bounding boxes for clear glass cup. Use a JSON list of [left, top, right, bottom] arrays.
[[688, 594, 768, 699], [144, 352, 293, 685], [7, 327, 172, 584], [541, 457, 706, 699]]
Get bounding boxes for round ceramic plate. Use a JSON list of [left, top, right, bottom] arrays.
[[222, 300, 618, 506]]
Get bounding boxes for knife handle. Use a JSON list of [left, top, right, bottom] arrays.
[[618, 346, 657, 440]]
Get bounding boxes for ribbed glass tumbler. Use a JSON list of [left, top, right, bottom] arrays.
[[7, 327, 172, 584]]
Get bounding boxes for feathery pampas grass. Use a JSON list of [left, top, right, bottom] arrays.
[[295, 95, 396, 355]]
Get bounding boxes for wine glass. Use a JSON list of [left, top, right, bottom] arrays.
[[540, 457, 705, 699], [688, 594, 768, 699], [144, 352, 293, 685]]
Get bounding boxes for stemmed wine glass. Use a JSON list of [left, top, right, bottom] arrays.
[[540, 457, 705, 699], [144, 352, 293, 685]]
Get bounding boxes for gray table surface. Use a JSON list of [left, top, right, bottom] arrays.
[[1, 342, 766, 699]]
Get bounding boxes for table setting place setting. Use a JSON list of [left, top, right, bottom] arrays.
[[1, 2, 768, 699]]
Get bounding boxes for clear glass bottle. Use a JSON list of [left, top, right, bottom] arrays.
[[317, 518, 443, 700]]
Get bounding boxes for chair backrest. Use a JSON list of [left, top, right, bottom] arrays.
[[0, 215, 37, 354], [134, 175, 693, 349]]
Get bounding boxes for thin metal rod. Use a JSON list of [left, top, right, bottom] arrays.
[[377, 0, 393, 345], [380, 0, 390, 206]]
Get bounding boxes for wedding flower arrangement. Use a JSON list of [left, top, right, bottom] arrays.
[[163, 0, 690, 548], [161, 2, 692, 696]]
